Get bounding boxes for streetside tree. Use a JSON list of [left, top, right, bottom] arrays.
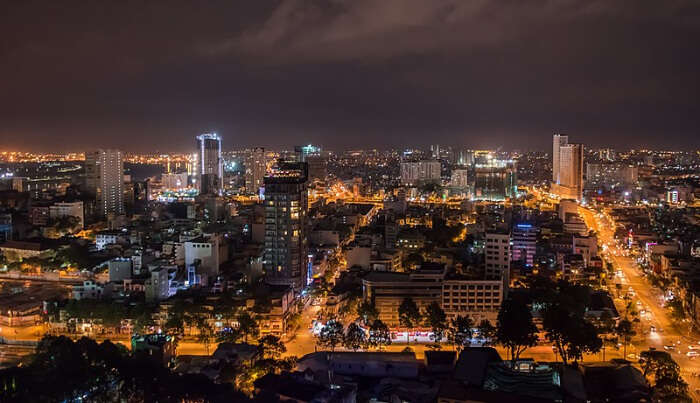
[[398, 298, 422, 346], [496, 298, 538, 364]]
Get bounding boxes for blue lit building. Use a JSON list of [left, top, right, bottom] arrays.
[[512, 223, 538, 267]]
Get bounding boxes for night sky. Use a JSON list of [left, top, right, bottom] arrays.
[[1, 1, 698, 152]]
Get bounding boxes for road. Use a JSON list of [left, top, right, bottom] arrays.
[[580, 206, 700, 397]]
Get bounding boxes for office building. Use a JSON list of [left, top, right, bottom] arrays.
[[511, 223, 537, 267], [294, 144, 321, 162], [400, 160, 441, 187], [473, 159, 517, 201], [455, 149, 474, 166], [263, 162, 309, 291], [196, 133, 223, 195], [245, 147, 266, 194], [295, 144, 327, 180], [362, 265, 502, 327], [85, 149, 124, 217], [485, 231, 511, 287]]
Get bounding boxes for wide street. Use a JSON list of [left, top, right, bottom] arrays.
[[580, 206, 700, 397]]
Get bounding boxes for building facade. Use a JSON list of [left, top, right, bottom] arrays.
[[263, 162, 309, 291], [85, 149, 124, 217], [196, 133, 223, 195]]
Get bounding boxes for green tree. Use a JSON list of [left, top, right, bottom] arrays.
[[193, 314, 215, 354], [448, 315, 473, 351], [615, 319, 636, 358], [257, 335, 286, 359], [477, 319, 496, 346], [640, 349, 692, 402], [236, 311, 259, 343], [356, 300, 379, 325], [398, 298, 422, 345], [317, 319, 344, 353], [496, 298, 538, 363], [343, 323, 368, 351], [543, 303, 602, 364], [368, 319, 392, 350], [424, 301, 448, 347]]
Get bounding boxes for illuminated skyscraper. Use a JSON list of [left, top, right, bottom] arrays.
[[85, 149, 124, 218], [196, 133, 223, 195], [552, 134, 568, 183], [245, 147, 266, 194], [552, 134, 584, 201], [263, 162, 309, 291]]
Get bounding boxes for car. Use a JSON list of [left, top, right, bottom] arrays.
[[688, 351, 700, 357], [664, 345, 676, 351], [688, 345, 699, 350], [650, 325, 655, 332]]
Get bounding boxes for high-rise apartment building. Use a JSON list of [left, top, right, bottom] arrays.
[[245, 147, 266, 194], [485, 231, 511, 289], [263, 162, 309, 291], [85, 149, 124, 217], [400, 160, 441, 187], [196, 133, 223, 195], [552, 134, 584, 201]]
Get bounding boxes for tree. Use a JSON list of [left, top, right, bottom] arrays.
[[236, 311, 259, 343], [448, 315, 473, 351], [424, 301, 448, 347], [398, 298, 422, 345], [668, 297, 686, 322], [496, 298, 538, 363], [356, 301, 379, 325], [368, 319, 392, 350], [477, 319, 496, 346], [343, 323, 368, 351], [257, 335, 286, 359], [615, 319, 636, 358], [193, 314, 215, 354], [543, 303, 602, 364], [317, 319, 344, 353], [640, 349, 692, 402]]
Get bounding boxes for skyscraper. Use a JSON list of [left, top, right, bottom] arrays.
[[552, 134, 568, 183], [263, 161, 309, 291], [558, 143, 584, 201], [245, 147, 266, 194], [196, 133, 223, 195], [552, 134, 584, 201], [85, 149, 124, 217]]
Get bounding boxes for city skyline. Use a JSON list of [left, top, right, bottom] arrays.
[[1, 1, 699, 152]]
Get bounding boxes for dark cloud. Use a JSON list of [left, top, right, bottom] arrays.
[[0, 0, 698, 151]]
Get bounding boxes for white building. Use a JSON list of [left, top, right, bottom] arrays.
[[161, 172, 189, 190], [49, 201, 84, 228], [485, 232, 511, 287], [400, 160, 441, 187], [184, 235, 222, 280], [96, 231, 123, 251], [72, 280, 105, 300]]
